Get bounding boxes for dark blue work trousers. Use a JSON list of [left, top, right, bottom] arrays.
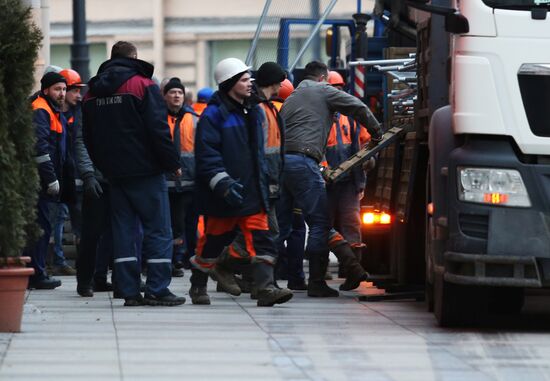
[[109, 174, 173, 298], [25, 197, 51, 280]]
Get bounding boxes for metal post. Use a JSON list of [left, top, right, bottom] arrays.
[[289, 0, 338, 73], [70, 0, 90, 81], [311, 0, 321, 60], [246, 0, 272, 66]]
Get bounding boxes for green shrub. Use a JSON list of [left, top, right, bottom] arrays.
[[0, 0, 43, 258]]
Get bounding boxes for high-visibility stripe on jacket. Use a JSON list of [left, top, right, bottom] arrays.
[[167, 110, 198, 191], [325, 113, 370, 190], [31, 95, 68, 196]]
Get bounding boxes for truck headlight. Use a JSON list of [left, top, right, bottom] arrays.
[[458, 167, 531, 207]]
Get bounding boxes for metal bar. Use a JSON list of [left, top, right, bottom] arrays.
[[350, 58, 414, 67], [246, 0, 272, 66], [289, 0, 338, 73], [70, 0, 90, 81]]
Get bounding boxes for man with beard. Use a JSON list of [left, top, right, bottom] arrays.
[[27, 72, 72, 289]]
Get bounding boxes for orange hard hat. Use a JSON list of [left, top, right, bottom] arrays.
[[278, 78, 294, 100], [60, 69, 86, 88], [328, 71, 345, 86]]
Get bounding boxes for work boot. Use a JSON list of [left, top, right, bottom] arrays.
[[77, 286, 93, 297], [143, 291, 186, 306], [28, 275, 62, 290], [257, 287, 293, 307], [189, 286, 211, 305], [331, 242, 368, 291], [124, 294, 144, 307], [172, 266, 184, 278], [210, 251, 241, 296], [307, 251, 339, 297], [235, 275, 253, 294], [93, 280, 113, 292], [287, 279, 308, 291], [52, 264, 76, 276], [252, 261, 293, 307]]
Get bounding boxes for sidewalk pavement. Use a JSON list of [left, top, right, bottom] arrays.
[[1, 270, 550, 381]]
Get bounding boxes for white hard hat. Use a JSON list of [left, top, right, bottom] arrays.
[[214, 57, 251, 85]]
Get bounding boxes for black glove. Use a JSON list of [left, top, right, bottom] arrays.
[[368, 131, 384, 148], [83, 173, 103, 199], [223, 182, 244, 208]]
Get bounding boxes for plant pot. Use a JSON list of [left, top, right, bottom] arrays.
[[0, 256, 34, 332]]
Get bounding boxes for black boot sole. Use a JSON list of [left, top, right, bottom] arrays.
[[339, 273, 369, 291], [143, 297, 186, 306]]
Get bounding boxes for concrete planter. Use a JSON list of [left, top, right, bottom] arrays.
[[0, 256, 34, 332]]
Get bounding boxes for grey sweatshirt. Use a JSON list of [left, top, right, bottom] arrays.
[[281, 79, 382, 162]]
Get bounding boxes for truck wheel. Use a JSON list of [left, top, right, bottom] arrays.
[[434, 272, 489, 327]]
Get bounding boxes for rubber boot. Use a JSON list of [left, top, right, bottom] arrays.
[[189, 285, 211, 305], [210, 249, 241, 296], [253, 262, 293, 307], [307, 251, 339, 297], [331, 243, 368, 291]]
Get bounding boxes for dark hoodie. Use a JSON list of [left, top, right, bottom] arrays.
[[82, 57, 179, 180]]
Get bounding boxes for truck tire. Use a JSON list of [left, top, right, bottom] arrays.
[[434, 272, 489, 327]]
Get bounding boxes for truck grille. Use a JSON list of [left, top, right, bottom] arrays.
[[518, 64, 550, 137], [459, 213, 489, 240]]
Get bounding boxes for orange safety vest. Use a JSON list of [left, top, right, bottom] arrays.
[[168, 113, 196, 153], [192, 102, 207, 116], [271, 100, 283, 112], [326, 113, 370, 150], [260, 102, 281, 151], [31, 96, 63, 133]]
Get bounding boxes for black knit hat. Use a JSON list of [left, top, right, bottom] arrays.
[[163, 77, 185, 95], [255, 62, 286, 87], [40, 72, 67, 91]]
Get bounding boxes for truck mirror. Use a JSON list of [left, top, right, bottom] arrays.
[[445, 13, 469, 34]]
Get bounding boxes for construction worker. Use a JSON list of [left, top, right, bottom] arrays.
[[47, 68, 88, 278], [279, 61, 383, 297], [161, 78, 206, 302], [215, 62, 294, 299], [26, 72, 73, 289], [82, 41, 185, 306], [192, 87, 214, 116], [325, 71, 371, 277], [191, 57, 292, 307]]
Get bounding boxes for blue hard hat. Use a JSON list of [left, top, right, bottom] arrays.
[[197, 87, 214, 102]]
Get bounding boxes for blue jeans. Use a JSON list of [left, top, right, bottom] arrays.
[[277, 154, 330, 255], [327, 181, 362, 245], [276, 209, 306, 284], [48, 202, 69, 267], [110, 174, 173, 298]]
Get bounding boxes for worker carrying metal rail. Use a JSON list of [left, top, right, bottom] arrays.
[[278, 61, 383, 297]]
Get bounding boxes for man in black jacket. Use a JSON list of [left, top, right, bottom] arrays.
[[82, 41, 185, 306]]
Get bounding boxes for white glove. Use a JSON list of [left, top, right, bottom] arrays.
[[47, 180, 60, 195]]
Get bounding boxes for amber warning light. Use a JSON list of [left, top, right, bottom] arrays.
[[483, 193, 509, 205], [362, 211, 392, 225]]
